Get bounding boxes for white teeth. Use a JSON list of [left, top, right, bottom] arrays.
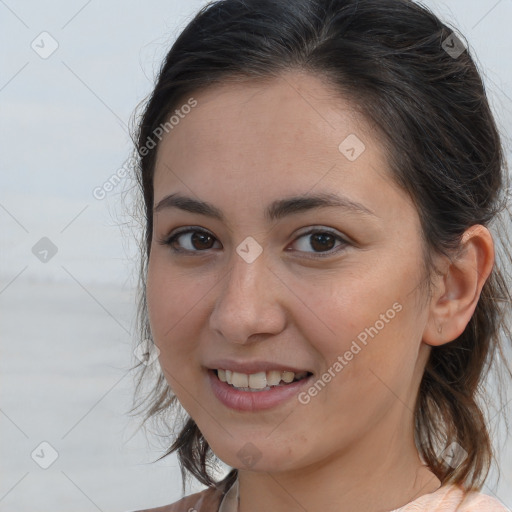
[[248, 372, 267, 390], [266, 370, 282, 386], [218, 369, 309, 390], [281, 371, 295, 383], [231, 372, 249, 388]]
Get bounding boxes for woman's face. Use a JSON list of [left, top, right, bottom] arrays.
[[146, 71, 434, 474]]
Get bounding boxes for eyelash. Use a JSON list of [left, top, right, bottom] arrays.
[[157, 226, 350, 258]]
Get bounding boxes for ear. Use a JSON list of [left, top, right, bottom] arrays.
[[423, 225, 495, 347]]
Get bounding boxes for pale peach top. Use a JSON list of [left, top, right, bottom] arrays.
[[133, 477, 510, 512]]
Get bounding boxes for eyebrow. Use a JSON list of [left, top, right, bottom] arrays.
[[154, 191, 375, 222]]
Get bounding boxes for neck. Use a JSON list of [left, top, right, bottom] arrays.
[[236, 415, 441, 512]]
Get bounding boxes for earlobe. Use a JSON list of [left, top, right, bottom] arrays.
[[423, 225, 495, 347]]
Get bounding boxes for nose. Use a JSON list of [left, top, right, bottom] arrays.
[[209, 247, 287, 344]]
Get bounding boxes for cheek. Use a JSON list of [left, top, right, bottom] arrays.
[[292, 262, 424, 392], [146, 258, 207, 413], [147, 251, 198, 332], [146, 258, 172, 341], [291, 280, 422, 449], [146, 256, 200, 355], [145, 253, 222, 384]]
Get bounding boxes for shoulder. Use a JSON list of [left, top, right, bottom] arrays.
[[130, 485, 223, 512], [399, 484, 510, 511], [456, 489, 510, 511]]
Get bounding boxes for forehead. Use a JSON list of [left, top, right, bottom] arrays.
[[158, 71, 366, 155], [152, 70, 402, 216]]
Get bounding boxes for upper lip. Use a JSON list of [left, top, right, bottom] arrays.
[[206, 359, 313, 375]]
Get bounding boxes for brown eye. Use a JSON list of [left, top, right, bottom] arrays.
[[290, 229, 349, 257], [189, 231, 215, 250], [161, 228, 221, 252], [310, 232, 336, 252]]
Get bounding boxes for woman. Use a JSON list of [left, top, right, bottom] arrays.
[[129, 0, 512, 510]]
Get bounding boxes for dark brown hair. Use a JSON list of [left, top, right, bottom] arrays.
[[128, 0, 512, 495]]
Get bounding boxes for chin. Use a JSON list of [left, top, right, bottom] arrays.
[[205, 434, 304, 474]]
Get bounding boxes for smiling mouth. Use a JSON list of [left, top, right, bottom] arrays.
[[213, 368, 313, 392]]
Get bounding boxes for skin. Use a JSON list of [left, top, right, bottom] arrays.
[[146, 70, 494, 512]]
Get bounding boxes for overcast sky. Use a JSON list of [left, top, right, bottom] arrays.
[[1, 0, 511, 286]]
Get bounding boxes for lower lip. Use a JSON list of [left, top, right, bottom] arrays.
[[207, 369, 313, 412]]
